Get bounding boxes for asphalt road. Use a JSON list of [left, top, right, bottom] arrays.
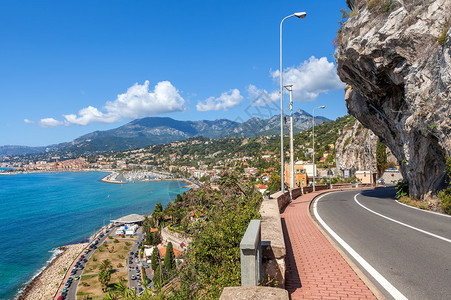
[[126, 229, 149, 294], [314, 187, 451, 300], [62, 230, 109, 300]]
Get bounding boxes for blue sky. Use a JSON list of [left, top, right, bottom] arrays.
[[0, 0, 349, 147]]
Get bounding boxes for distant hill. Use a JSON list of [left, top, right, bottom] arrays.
[[231, 109, 330, 137], [0, 145, 49, 157], [0, 111, 330, 157]]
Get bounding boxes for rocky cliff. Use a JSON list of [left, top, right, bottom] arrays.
[[336, 0, 451, 199], [335, 120, 396, 174]]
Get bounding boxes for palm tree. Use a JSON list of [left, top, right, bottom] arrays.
[[98, 270, 111, 292], [99, 259, 113, 272], [112, 277, 127, 293], [103, 291, 119, 300], [123, 288, 138, 300]]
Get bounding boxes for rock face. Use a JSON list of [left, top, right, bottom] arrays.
[[335, 121, 377, 173], [336, 0, 451, 199], [335, 120, 396, 175]]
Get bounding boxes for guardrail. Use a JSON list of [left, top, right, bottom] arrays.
[[240, 220, 262, 286]]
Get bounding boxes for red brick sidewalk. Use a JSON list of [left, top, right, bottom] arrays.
[[281, 191, 377, 299]]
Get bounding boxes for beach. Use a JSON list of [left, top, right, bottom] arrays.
[[17, 243, 87, 300]]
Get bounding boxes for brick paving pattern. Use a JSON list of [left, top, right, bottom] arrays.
[[281, 191, 376, 299]]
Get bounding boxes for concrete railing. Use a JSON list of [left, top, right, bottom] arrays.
[[240, 220, 262, 286]]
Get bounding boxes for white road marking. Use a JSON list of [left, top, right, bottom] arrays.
[[355, 194, 451, 244], [395, 200, 451, 218], [313, 193, 408, 300]]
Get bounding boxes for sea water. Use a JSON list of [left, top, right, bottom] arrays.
[[0, 171, 188, 299]]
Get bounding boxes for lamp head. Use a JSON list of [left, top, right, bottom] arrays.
[[319, 105, 326, 109], [294, 12, 307, 19]]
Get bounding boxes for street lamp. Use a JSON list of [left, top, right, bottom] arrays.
[[284, 85, 294, 190], [280, 11, 307, 193], [312, 105, 325, 191]]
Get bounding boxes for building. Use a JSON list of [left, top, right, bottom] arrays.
[[356, 171, 376, 184], [254, 184, 269, 194], [284, 162, 308, 188]]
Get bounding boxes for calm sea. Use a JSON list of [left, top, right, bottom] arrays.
[[0, 171, 188, 299]]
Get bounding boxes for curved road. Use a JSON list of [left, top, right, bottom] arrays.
[[314, 187, 451, 300]]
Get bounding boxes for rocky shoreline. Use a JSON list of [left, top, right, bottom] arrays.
[[17, 243, 88, 300]]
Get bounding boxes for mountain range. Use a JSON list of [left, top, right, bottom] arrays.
[[0, 110, 329, 157]]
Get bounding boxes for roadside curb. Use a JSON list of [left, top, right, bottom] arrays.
[[306, 188, 386, 300]]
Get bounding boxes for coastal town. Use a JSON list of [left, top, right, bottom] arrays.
[[0, 128, 403, 192], [3, 124, 406, 299]]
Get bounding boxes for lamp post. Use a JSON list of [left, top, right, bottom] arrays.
[[284, 85, 295, 190], [312, 105, 325, 191], [280, 12, 306, 193]]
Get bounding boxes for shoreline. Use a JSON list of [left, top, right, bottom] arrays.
[[17, 224, 108, 300], [16, 243, 88, 300], [17, 175, 192, 299]]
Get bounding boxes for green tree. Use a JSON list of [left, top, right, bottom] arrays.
[[268, 174, 281, 194], [153, 265, 162, 289], [164, 242, 176, 271], [98, 270, 111, 292], [99, 259, 113, 272], [151, 248, 160, 271], [376, 141, 388, 176], [152, 202, 163, 227]]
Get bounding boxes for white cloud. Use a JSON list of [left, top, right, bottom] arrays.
[[38, 118, 63, 128], [271, 56, 345, 101], [196, 89, 243, 111], [104, 80, 185, 119], [58, 80, 185, 126], [24, 119, 35, 124], [63, 106, 120, 126], [247, 85, 279, 107]]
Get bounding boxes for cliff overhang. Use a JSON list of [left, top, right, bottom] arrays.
[[336, 0, 451, 199]]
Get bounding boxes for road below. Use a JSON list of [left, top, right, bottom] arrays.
[[314, 187, 451, 300]]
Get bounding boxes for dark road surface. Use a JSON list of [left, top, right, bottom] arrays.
[[314, 187, 451, 300]]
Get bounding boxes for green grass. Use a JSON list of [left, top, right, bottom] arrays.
[[76, 291, 92, 296]]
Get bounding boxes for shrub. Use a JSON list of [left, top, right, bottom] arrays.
[[395, 181, 408, 199], [367, 0, 391, 13], [113, 238, 119, 243], [438, 157, 451, 214], [438, 189, 451, 214], [438, 26, 449, 46], [343, 136, 352, 149]]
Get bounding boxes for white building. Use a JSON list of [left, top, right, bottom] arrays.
[[125, 224, 138, 235]]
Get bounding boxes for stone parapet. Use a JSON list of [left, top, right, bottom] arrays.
[[220, 286, 289, 300], [260, 192, 290, 288]]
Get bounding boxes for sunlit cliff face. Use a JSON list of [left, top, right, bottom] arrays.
[[336, 0, 451, 199]]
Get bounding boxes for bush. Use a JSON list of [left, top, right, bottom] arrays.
[[395, 181, 408, 199], [113, 238, 119, 243], [367, 0, 391, 13], [438, 189, 451, 214], [438, 157, 451, 214], [174, 176, 263, 299]]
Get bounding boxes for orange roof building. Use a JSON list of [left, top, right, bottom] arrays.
[[159, 247, 181, 258]]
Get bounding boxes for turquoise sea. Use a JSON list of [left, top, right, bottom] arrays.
[[0, 171, 188, 299]]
